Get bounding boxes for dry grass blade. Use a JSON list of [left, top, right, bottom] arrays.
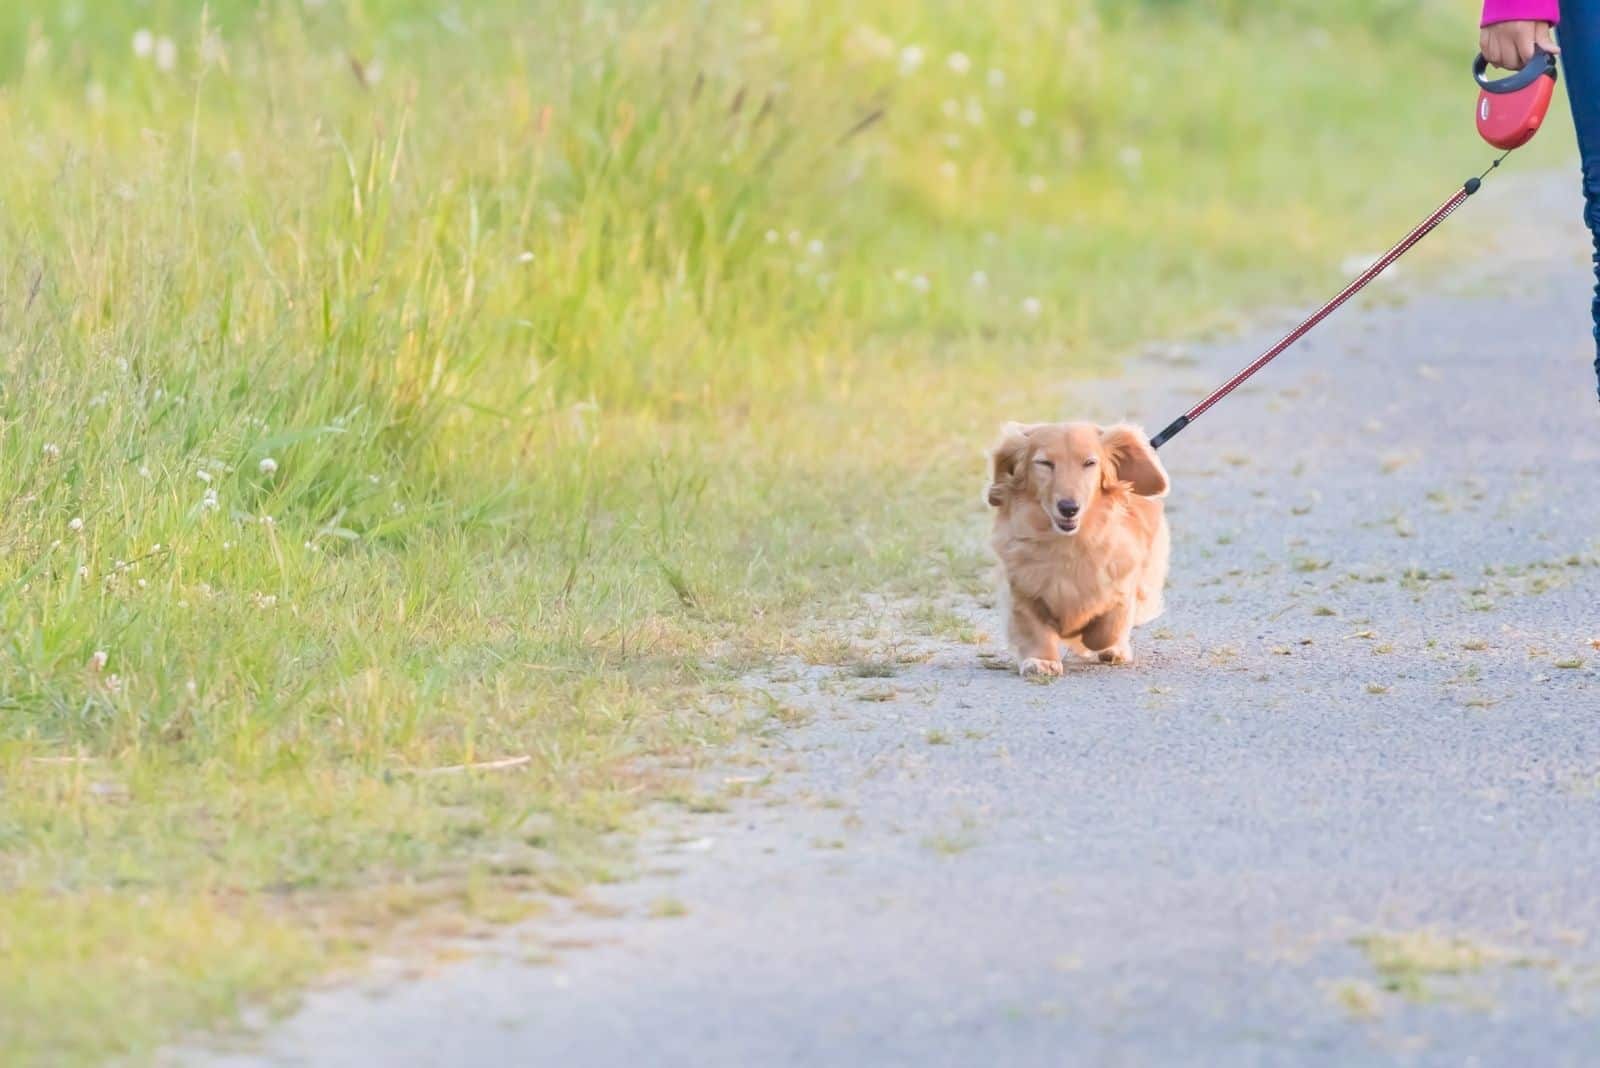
[[401, 756, 533, 777], [837, 106, 885, 145]]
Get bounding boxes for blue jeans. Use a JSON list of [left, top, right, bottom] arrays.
[[1559, 4, 1600, 398]]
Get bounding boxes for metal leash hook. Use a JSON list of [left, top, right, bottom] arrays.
[[1148, 47, 1556, 452]]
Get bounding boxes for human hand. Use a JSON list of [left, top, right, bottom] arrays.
[[1480, 20, 1558, 70]]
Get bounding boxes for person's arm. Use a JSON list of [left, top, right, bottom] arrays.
[[1481, 3, 1560, 69]]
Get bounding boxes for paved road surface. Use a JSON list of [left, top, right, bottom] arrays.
[[196, 172, 1600, 1066]]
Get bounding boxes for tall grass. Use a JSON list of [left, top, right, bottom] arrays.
[[0, 0, 1524, 1061]]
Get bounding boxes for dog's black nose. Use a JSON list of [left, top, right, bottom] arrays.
[[1057, 499, 1079, 518]]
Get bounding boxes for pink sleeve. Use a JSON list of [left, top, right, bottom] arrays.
[[1481, 0, 1559, 25]]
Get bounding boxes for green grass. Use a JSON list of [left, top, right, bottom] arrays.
[[1350, 928, 1554, 1007], [0, 0, 1553, 1062]]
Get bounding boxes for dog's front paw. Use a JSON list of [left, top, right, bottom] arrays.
[[1019, 657, 1064, 678], [1096, 644, 1133, 666]]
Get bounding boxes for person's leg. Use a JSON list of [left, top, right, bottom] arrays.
[[1558, 1, 1600, 400]]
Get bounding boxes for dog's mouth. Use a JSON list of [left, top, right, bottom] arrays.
[[1051, 516, 1079, 535]]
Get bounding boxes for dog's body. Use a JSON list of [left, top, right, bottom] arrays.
[[985, 422, 1171, 677]]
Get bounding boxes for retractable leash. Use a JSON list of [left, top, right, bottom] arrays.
[[1148, 48, 1559, 451]]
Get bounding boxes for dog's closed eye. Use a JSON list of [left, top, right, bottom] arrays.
[[1033, 458, 1054, 469]]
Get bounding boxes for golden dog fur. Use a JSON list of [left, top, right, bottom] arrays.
[[985, 422, 1171, 677]]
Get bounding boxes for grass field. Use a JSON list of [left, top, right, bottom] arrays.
[[0, 0, 1563, 1062]]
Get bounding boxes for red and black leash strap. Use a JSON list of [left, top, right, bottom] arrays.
[[1148, 152, 1511, 451]]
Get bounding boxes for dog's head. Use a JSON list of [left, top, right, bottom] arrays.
[[985, 421, 1168, 536]]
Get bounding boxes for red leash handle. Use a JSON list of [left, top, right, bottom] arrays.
[[1474, 47, 1558, 150], [1148, 177, 1480, 451]]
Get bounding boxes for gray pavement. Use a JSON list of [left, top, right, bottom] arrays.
[[196, 171, 1600, 1066]]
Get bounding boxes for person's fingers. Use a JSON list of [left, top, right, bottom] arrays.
[[1480, 29, 1502, 68], [1481, 34, 1501, 69], [1535, 24, 1561, 55], [1514, 24, 1538, 67], [1483, 27, 1517, 69]]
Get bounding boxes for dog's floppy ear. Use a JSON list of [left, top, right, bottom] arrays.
[[985, 422, 1034, 507], [1100, 424, 1169, 498]]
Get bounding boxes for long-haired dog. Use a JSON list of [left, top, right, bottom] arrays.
[[985, 422, 1171, 677]]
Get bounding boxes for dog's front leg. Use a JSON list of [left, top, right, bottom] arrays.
[[1008, 596, 1063, 677], [1080, 596, 1135, 665]]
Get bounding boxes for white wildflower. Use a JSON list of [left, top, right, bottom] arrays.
[[261, 514, 274, 526], [807, 238, 824, 257], [137, 579, 147, 589], [938, 161, 958, 180], [1118, 145, 1143, 170], [89, 650, 108, 672], [517, 251, 535, 264], [199, 31, 226, 68], [1018, 108, 1037, 128], [1022, 296, 1043, 318], [764, 229, 779, 244], [132, 29, 154, 58], [202, 487, 219, 510], [970, 270, 989, 289], [1027, 175, 1047, 195], [138, 465, 152, 479], [154, 36, 177, 72], [68, 517, 83, 533], [964, 99, 985, 125], [104, 673, 122, 693], [898, 45, 925, 75], [258, 457, 279, 475], [77, 565, 90, 578], [987, 68, 1006, 89], [196, 469, 212, 483], [845, 24, 895, 61], [42, 443, 60, 460], [946, 52, 971, 75], [911, 274, 931, 293]]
